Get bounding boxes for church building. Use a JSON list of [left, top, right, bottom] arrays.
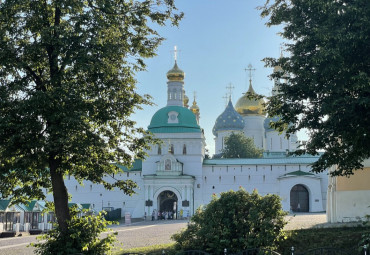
[[62, 58, 328, 218]]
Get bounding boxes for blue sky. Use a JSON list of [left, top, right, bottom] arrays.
[[133, 0, 308, 155]]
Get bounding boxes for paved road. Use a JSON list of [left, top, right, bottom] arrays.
[[0, 220, 188, 255], [0, 213, 357, 255]]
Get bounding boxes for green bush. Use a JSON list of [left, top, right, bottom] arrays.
[[32, 210, 118, 255], [172, 189, 287, 254]]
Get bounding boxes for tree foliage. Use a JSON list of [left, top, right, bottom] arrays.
[[33, 208, 118, 255], [221, 132, 263, 158], [0, 0, 182, 235], [172, 189, 287, 254], [260, 0, 370, 176]]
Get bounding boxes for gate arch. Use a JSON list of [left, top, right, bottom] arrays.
[[290, 184, 309, 212]]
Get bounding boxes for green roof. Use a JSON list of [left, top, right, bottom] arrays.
[[282, 170, 315, 177], [148, 106, 201, 133], [81, 203, 92, 210], [0, 200, 10, 211], [116, 159, 142, 172], [203, 155, 321, 165]]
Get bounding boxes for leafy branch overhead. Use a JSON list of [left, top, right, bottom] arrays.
[[260, 0, 370, 176], [0, 0, 182, 236]]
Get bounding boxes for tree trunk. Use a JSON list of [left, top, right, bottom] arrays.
[[49, 157, 70, 233]]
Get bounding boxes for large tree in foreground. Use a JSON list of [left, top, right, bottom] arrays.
[[0, 0, 182, 234], [260, 0, 370, 176], [221, 133, 263, 158]]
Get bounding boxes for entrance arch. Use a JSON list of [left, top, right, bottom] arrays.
[[158, 190, 178, 217], [290, 184, 309, 212]]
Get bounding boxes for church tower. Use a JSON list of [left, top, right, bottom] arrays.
[[143, 48, 206, 218], [234, 65, 266, 149], [166, 46, 185, 107], [264, 63, 298, 152], [190, 93, 200, 124]]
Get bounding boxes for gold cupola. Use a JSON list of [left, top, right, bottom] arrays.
[[166, 61, 185, 81], [235, 83, 265, 116], [183, 93, 189, 108], [190, 99, 200, 115]]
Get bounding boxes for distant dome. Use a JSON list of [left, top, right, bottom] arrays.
[[273, 65, 283, 73], [183, 94, 189, 108], [166, 61, 185, 81], [264, 116, 281, 132], [148, 106, 200, 133], [213, 100, 244, 136], [190, 99, 199, 115], [235, 83, 265, 116]]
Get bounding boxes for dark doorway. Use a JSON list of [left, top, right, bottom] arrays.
[[158, 190, 178, 219], [290, 184, 309, 212]]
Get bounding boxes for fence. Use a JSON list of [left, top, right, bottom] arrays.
[[122, 245, 369, 255], [104, 208, 122, 221]]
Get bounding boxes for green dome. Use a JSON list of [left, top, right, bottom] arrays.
[[148, 106, 201, 133]]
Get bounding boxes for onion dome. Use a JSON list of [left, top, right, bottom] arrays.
[[235, 83, 265, 116], [273, 65, 283, 73], [212, 100, 244, 136], [264, 116, 281, 132], [148, 106, 201, 133], [183, 94, 189, 108], [166, 61, 185, 81], [190, 98, 199, 115]]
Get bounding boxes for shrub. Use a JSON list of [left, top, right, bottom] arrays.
[[172, 189, 287, 254], [32, 210, 118, 255]]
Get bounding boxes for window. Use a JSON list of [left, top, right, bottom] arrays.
[[165, 159, 171, 170], [183, 144, 187, 155], [158, 146, 162, 155], [170, 144, 174, 154]]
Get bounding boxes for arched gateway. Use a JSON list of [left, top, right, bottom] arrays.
[[158, 190, 178, 214], [290, 184, 309, 212]]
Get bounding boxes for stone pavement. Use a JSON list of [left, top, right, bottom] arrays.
[[284, 212, 362, 230]]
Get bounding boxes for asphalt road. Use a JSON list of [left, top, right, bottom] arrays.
[[0, 219, 188, 255]]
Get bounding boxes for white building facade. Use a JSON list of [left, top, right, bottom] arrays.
[[60, 61, 328, 218]]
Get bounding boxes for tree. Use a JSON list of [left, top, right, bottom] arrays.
[[0, 0, 182, 236], [172, 189, 287, 254], [221, 133, 263, 158], [260, 0, 370, 176]]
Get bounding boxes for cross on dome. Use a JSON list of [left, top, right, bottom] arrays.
[[226, 83, 235, 101]]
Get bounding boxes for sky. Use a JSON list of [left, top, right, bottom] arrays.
[[133, 0, 308, 155]]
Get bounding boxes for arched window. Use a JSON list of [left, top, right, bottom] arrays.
[[183, 144, 187, 155], [158, 146, 162, 155], [165, 159, 171, 170]]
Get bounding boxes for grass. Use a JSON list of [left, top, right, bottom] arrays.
[[278, 226, 370, 255], [115, 226, 370, 255]]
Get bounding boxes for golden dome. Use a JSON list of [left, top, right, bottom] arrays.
[[166, 61, 185, 81], [235, 83, 265, 116], [183, 94, 189, 108], [190, 99, 199, 115], [273, 65, 283, 73]]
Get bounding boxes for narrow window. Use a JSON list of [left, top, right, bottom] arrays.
[[170, 144, 174, 154], [183, 144, 187, 155], [280, 137, 282, 149], [165, 159, 171, 170], [158, 145, 162, 155]]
